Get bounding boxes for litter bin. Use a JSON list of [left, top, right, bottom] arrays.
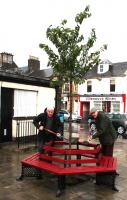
[[58, 112, 64, 123], [57, 112, 64, 139]]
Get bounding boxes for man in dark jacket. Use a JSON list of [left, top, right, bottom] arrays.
[[88, 107, 117, 156], [33, 107, 63, 153]]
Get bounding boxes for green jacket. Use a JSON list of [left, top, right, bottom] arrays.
[[92, 112, 117, 145]]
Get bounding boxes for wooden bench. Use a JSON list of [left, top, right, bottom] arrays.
[[17, 141, 118, 197]]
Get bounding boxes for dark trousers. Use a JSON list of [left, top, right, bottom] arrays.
[[37, 132, 56, 153], [101, 143, 114, 156]]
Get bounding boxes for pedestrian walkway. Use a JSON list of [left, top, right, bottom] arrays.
[[0, 136, 127, 200]]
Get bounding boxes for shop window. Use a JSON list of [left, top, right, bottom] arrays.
[[94, 101, 102, 111], [112, 101, 120, 113], [87, 81, 92, 92], [102, 101, 111, 112], [110, 79, 115, 92]]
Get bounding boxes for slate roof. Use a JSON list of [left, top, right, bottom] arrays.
[[0, 69, 50, 86], [0, 53, 53, 86], [17, 66, 53, 80], [85, 61, 127, 79], [0, 65, 53, 87], [28, 68, 53, 80]]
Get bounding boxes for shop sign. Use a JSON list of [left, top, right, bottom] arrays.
[[80, 96, 121, 101]]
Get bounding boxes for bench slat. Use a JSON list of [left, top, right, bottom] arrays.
[[59, 166, 116, 175], [43, 146, 100, 155], [39, 154, 98, 164]]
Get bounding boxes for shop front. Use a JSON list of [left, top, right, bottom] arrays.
[[79, 94, 126, 119]]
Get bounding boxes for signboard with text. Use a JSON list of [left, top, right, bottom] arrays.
[[80, 96, 122, 102]]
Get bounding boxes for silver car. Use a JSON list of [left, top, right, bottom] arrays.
[[58, 109, 82, 122]]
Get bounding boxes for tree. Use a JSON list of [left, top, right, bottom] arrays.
[[39, 5, 107, 147]]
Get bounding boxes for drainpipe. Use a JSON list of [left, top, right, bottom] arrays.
[[122, 94, 126, 113]]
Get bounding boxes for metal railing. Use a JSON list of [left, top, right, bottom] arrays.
[[15, 117, 37, 149]]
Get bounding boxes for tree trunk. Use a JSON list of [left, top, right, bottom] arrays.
[[68, 80, 73, 149], [55, 86, 62, 112]]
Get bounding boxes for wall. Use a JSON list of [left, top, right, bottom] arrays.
[[78, 76, 127, 95], [0, 81, 56, 138]]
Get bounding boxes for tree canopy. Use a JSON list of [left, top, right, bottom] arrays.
[[39, 5, 107, 86]]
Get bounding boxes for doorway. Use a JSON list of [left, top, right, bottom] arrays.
[[82, 102, 90, 121], [1, 87, 14, 142]]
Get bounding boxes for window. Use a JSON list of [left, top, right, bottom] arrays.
[[64, 83, 69, 93], [110, 79, 115, 92], [73, 84, 78, 93], [14, 90, 37, 117], [94, 101, 102, 111], [87, 81, 92, 92], [100, 64, 103, 72], [112, 101, 120, 113]]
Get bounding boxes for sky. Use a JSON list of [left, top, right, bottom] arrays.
[[0, 0, 127, 69]]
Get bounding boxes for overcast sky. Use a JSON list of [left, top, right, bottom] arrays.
[[0, 0, 127, 68]]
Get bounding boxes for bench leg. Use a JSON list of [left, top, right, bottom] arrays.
[[76, 154, 81, 166], [16, 174, 24, 181], [56, 175, 66, 197], [112, 185, 119, 191], [96, 172, 119, 191], [112, 172, 119, 191], [16, 165, 25, 181]]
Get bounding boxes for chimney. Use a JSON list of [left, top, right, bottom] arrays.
[[28, 55, 40, 72], [0, 52, 15, 70]]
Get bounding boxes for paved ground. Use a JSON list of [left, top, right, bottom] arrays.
[[0, 126, 127, 200]]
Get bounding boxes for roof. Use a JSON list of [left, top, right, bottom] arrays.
[[85, 61, 127, 79], [28, 68, 53, 80], [0, 52, 54, 87], [0, 68, 51, 87]]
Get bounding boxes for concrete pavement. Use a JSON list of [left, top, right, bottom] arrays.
[[0, 129, 127, 200]]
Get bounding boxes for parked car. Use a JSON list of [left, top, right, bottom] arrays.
[[106, 113, 127, 135], [88, 115, 96, 131], [88, 112, 127, 137], [58, 109, 82, 122], [72, 112, 82, 123]]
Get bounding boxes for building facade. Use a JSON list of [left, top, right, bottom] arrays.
[[78, 60, 127, 119], [0, 53, 56, 143]]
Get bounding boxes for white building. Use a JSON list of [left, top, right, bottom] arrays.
[[78, 60, 127, 119], [0, 53, 56, 143]]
